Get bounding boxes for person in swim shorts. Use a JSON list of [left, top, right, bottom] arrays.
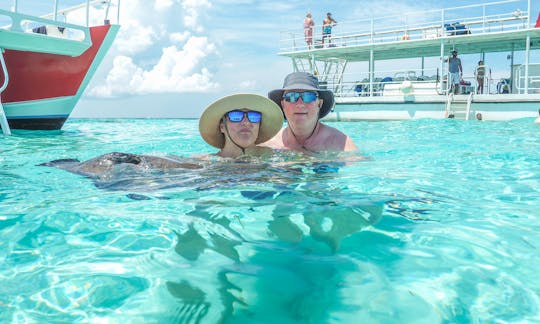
[[445, 50, 463, 94], [322, 12, 337, 47]]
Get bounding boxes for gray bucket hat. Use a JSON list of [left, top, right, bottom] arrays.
[[268, 72, 334, 119]]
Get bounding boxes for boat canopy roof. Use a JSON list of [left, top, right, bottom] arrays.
[[281, 29, 540, 62]]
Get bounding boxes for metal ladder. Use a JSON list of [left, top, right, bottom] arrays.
[[0, 48, 11, 135], [445, 93, 474, 120]]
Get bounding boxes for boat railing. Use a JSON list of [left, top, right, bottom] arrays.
[[513, 63, 540, 94], [322, 68, 442, 97], [279, 0, 531, 53], [0, 0, 120, 56], [319, 66, 501, 97], [0, 8, 91, 43], [327, 68, 540, 97]]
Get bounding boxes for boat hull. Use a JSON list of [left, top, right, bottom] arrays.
[[326, 94, 540, 121], [1, 24, 119, 130]]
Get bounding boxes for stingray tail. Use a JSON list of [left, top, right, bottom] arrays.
[[37, 158, 80, 167]]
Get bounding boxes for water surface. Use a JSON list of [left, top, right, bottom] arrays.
[[1, 118, 539, 323]]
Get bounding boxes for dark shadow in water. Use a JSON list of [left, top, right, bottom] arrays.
[[167, 182, 389, 322], [166, 280, 210, 324]]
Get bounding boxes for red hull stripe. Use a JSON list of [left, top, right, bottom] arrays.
[[0, 25, 111, 103]]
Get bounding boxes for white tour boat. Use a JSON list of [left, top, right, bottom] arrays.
[[278, 0, 540, 121]]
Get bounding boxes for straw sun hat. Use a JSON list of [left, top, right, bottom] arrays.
[[199, 94, 284, 149]]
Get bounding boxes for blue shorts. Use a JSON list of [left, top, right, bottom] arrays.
[[450, 72, 461, 85], [323, 27, 332, 35]]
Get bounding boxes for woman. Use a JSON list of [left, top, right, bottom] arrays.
[[475, 60, 488, 94], [199, 93, 284, 158], [303, 12, 314, 49]]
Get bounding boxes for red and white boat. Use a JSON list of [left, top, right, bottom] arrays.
[[0, 0, 120, 134]]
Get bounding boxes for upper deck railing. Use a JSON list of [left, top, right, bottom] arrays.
[[1, 0, 120, 36], [0, 0, 120, 55], [279, 0, 532, 53]]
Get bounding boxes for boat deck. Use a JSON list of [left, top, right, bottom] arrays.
[[281, 29, 540, 62], [279, 1, 540, 60]]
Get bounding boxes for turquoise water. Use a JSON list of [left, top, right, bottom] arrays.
[[1, 118, 539, 323]]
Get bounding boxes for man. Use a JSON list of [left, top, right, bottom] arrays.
[[446, 50, 463, 94], [322, 12, 337, 47], [264, 72, 357, 152]]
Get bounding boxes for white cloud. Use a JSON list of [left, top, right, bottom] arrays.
[[87, 56, 142, 97], [170, 31, 191, 43], [181, 0, 211, 32], [239, 80, 257, 89], [154, 0, 176, 11], [90, 36, 218, 97], [113, 22, 158, 55], [87, 0, 220, 98]]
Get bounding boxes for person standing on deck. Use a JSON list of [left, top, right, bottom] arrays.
[[322, 12, 337, 47], [304, 12, 315, 49], [445, 50, 463, 95], [475, 60, 490, 94], [263, 72, 357, 152]]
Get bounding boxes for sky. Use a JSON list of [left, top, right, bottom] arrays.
[[10, 0, 540, 118]]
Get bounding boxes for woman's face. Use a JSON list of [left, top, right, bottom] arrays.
[[221, 110, 261, 148]]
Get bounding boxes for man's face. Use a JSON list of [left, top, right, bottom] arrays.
[[281, 90, 322, 126]]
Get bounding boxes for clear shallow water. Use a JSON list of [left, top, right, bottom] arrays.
[[1, 118, 539, 323]]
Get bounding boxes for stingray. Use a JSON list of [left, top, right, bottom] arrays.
[[39, 152, 204, 175], [38, 152, 348, 192], [38, 152, 210, 195], [38, 152, 314, 197]]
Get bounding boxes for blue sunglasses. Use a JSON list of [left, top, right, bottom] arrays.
[[226, 110, 262, 123], [282, 91, 318, 103]]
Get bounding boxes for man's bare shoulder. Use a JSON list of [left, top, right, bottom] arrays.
[[319, 123, 358, 151], [260, 128, 285, 149], [318, 123, 349, 140]]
